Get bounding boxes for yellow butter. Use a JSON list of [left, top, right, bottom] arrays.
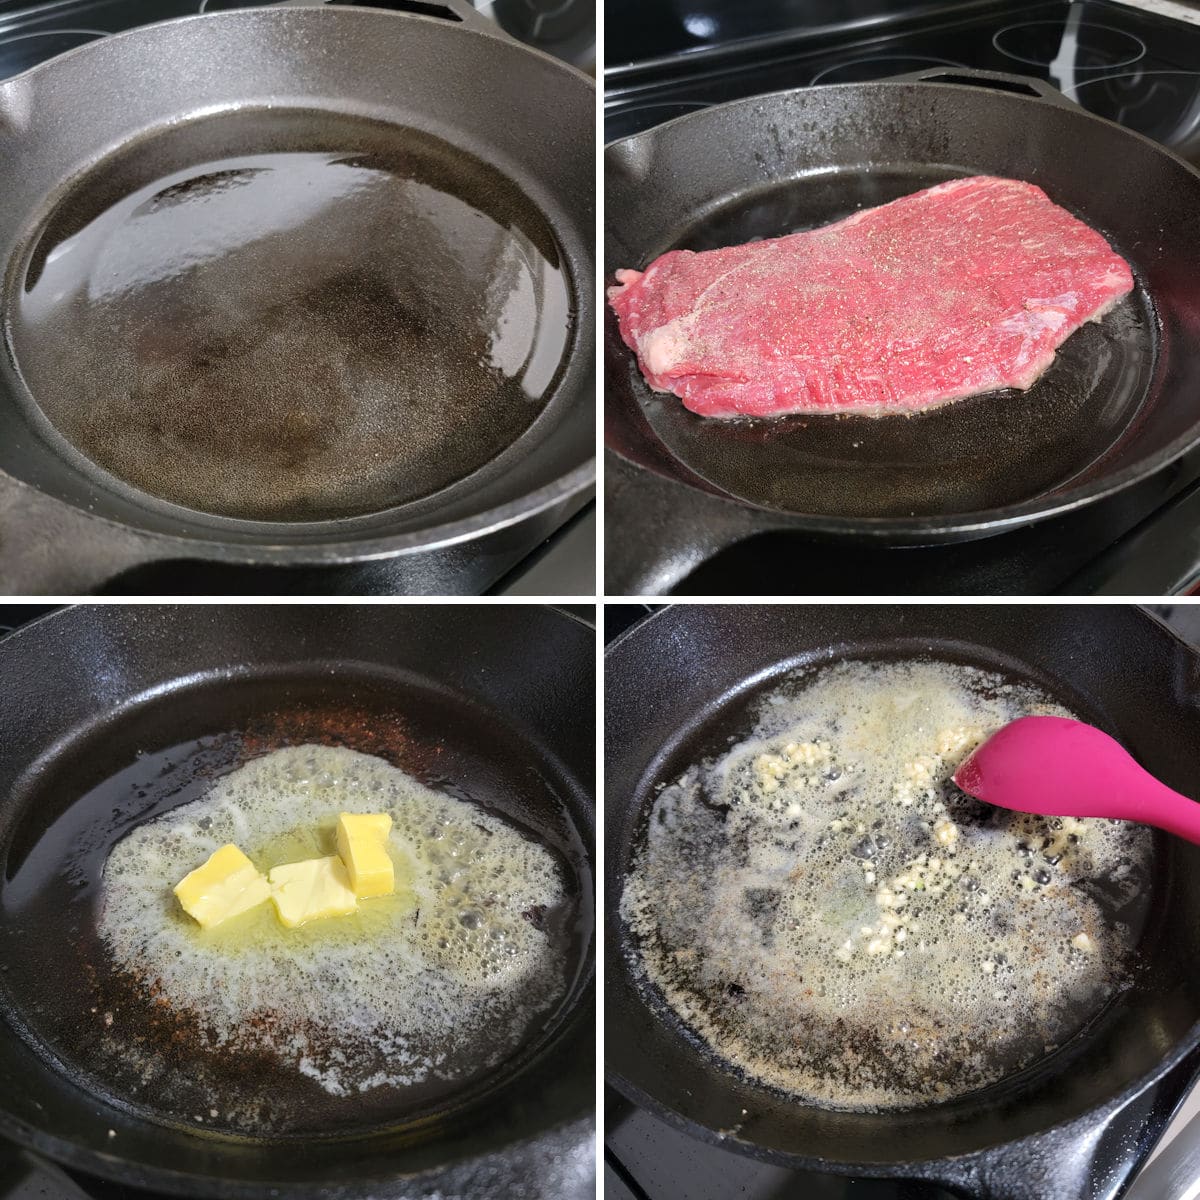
[[338, 812, 392, 842], [268, 856, 358, 928], [340, 839, 394, 899], [336, 812, 395, 899], [173, 843, 271, 929]]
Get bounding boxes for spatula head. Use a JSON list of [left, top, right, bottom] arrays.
[[953, 715, 1139, 821]]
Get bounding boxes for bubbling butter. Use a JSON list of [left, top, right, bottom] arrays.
[[100, 744, 567, 1099], [621, 659, 1152, 1111]]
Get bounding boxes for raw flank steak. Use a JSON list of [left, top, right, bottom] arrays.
[[608, 176, 1134, 419]]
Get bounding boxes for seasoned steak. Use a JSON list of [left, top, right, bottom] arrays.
[[608, 176, 1134, 419]]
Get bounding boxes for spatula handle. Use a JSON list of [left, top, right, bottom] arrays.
[[1138, 775, 1200, 846]]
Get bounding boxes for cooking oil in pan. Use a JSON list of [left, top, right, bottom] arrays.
[[4, 109, 574, 522], [622, 658, 1153, 1111], [0, 717, 587, 1136]]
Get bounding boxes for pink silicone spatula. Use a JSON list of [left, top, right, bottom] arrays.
[[952, 714, 1200, 845]]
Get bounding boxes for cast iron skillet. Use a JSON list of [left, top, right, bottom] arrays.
[[606, 605, 1200, 1199], [0, 2, 594, 593], [604, 70, 1200, 593], [0, 604, 594, 1197]]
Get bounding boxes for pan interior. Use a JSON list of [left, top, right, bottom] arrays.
[[616, 166, 1157, 519], [617, 642, 1157, 1116], [4, 108, 574, 523], [0, 668, 591, 1139]]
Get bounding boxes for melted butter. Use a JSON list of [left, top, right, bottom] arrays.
[[100, 745, 567, 1102], [190, 822, 418, 955], [622, 659, 1152, 1111]]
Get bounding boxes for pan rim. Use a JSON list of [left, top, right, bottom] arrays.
[[603, 78, 1200, 540], [0, 459, 597, 562], [603, 603, 1200, 1178], [0, 1107, 597, 1198], [604, 1027, 1200, 1181], [0, 4, 597, 93]]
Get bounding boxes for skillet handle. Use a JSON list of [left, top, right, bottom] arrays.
[[888, 66, 1079, 110], [1123, 1104, 1200, 1200], [0, 475, 165, 595], [914, 1046, 1200, 1200], [605, 454, 770, 596]]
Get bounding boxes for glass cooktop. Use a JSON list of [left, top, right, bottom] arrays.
[[606, 0, 1200, 161]]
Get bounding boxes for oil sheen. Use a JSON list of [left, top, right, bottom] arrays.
[[622, 659, 1152, 1110], [5, 109, 573, 521], [98, 745, 567, 1126]]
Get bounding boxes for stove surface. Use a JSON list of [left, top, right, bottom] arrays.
[[606, 0, 1200, 159], [604, 0, 1200, 596]]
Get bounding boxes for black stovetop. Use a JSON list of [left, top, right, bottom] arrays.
[[604, 0, 1200, 597], [605, 0, 1200, 150], [603, 602, 1200, 1200]]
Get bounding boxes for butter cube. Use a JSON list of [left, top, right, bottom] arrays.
[[336, 812, 394, 899], [268, 856, 357, 928], [339, 812, 392, 842], [174, 844, 270, 929]]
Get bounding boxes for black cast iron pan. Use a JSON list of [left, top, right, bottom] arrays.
[[0, 604, 594, 1197], [605, 604, 1200, 1199], [604, 70, 1200, 594], [0, 1, 594, 594]]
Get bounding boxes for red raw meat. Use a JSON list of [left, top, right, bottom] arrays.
[[608, 176, 1134, 419]]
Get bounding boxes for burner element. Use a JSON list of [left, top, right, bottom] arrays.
[[0, 28, 106, 79], [810, 54, 965, 84], [1063, 69, 1200, 157], [993, 20, 1146, 71]]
